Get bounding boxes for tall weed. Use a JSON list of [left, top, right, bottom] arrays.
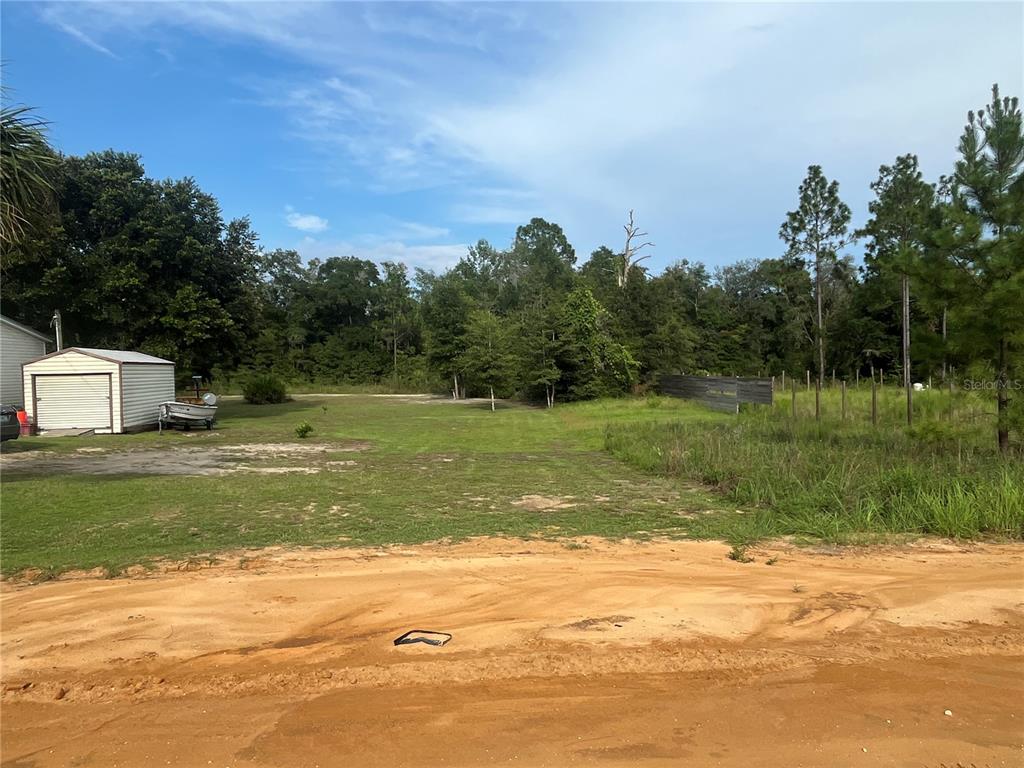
[[605, 397, 1023, 542]]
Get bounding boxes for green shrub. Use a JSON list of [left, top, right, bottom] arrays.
[[295, 421, 313, 439], [727, 544, 754, 563], [242, 375, 287, 405]]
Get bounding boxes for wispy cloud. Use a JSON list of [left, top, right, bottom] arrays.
[[295, 217, 464, 273], [241, 76, 460, 193], [386, 221, 450, 241], [285, 206, 329, 234], [361, 5, 486, 50], [296, 237, 468, 275], [35, 1, 561, 194], [48, 18, 118, 58], [34, 1, 1024, 266], [428, 4, 798, 240], [450, 187, 541, 226]]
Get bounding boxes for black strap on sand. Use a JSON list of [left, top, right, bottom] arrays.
[[393, 629, 452, 647]]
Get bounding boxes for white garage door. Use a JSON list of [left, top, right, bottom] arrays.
[[34, 374, 112, 431]]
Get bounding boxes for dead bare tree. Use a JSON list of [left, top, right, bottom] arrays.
[[618, 210, 654, 288]]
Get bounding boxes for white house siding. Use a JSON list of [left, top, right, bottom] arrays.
[[1, 325, 47, 407], [23, 351, 121, 434], [121, 364, 175, 430]]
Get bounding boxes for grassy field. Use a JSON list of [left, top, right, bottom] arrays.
[[3, 388, 1020, 578], [0, 396, 729, 576], [608, 386, 1023, 545]]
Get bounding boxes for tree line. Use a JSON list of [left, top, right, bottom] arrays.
[[1, 84, 1021, 444]]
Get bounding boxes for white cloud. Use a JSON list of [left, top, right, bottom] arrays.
[[296, 238, 468, 275], [284, 206, 329, 234], [47, 18, 118, 58], [39, 2, 337, 61], [450, 187, 542, 226], [293, 218, 466, 273], [430, 3, 1022, 261], [38, 1, 1024, 266], [36, 1, 560, 193], [387, 221, 450, 240]]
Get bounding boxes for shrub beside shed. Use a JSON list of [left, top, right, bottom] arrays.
[[22, 348, 175, 434]]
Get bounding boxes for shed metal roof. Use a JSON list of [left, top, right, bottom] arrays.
[[24, 347, 175, 366], [74, 348, 174, 364]]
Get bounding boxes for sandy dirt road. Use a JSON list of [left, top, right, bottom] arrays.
[[2, 539, 1022, 767]]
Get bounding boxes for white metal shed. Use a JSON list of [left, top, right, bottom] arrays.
[[22, 348, 175, 434], [1, 315, 50, 407]]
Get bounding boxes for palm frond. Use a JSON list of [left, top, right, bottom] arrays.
[[0, 101, 58, 246]]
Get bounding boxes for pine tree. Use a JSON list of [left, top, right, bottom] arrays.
[[779, 166, 853, 385], [929, 84, 1024, 451], [859, 154, 935, 425]]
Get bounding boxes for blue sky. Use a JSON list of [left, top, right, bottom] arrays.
[[2, 2, 1021, 275]]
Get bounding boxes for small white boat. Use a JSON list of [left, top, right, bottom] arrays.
[[159, 393, 218, 431]]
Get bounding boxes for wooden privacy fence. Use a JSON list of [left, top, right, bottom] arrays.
[[659, 375, 773, 414]]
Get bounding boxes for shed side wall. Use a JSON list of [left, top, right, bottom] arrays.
[[121, 364, 176, 428]]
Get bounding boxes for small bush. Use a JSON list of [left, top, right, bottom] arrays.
[[295, 421, 313, 439], [727, 544, 754, 563], [243, 375, 287, 405]]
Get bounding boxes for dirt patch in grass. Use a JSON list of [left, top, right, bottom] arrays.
[[226, 442, 370, 456], [238, 466, 322, 475], [0, 441, 370, 477], [511, 494, 578, 511]]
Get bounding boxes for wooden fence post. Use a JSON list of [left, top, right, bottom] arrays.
[[815, 378, 821, 422], [832, 369, 836, 388], [855, 369, 859, 388], [906, 371, 913, 428], [871, 379, 878, 426], [806, 370, 811, 391], [841, 380, 847, 420], [792, 382, 797, 419], [781, 370, 786, 391]]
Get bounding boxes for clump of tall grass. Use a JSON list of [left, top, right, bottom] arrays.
[[605, 395, 1023, 544]]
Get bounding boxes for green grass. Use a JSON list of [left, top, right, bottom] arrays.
[[4, 387, 1018, 578], [606, 387, 1024, 545], [0, 395, 726, 576]]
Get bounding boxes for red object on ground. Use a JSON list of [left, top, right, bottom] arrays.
[[16, 408, 33, 436]]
